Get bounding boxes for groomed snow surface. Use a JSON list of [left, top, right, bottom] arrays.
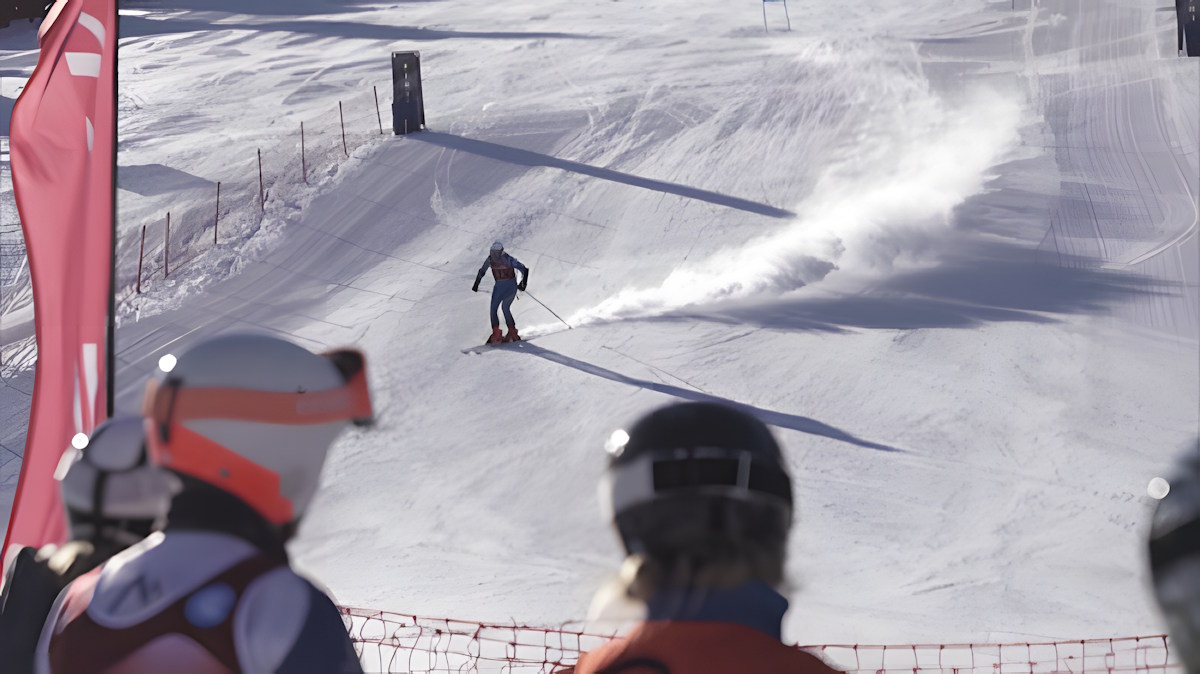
[[1, 0, 1198, 651]]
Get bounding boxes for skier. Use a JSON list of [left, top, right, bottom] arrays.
[[562, 401, 841, 674], [1147, 439, 1200, 674], [33, 333, 373, 673], [472, 241, 529, 344], [0, 416, 178, 673]]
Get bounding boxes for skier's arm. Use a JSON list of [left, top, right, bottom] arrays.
[[473, 258, 489, 292], [510, 256, 530, 290], [518, 267, 529, 291]]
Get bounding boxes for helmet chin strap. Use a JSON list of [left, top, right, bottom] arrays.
[[166, 475, 292, 562]]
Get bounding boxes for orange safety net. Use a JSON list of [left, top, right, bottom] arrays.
[[340, 608, 1182, 674]]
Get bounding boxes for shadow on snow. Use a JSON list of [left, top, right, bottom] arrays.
[[118, 14, 596, 42], [510, 342, 904, 454], [415, 132, 796, 219]]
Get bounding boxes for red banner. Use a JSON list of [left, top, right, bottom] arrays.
[[2, 0, 116, 569]]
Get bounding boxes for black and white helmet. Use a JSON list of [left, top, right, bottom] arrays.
[[56, 416, 179, 547], [1148, 440, 1200, 673], [600, 402, 793, 566]]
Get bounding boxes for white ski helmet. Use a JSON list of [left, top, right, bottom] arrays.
[[56, 415, 179, 546], [491, 241, 504, 253], [143, 333, 373, 525]]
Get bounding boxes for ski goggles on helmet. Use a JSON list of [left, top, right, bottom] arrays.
[[600, 446, 793, 522], [142, 348, 373, 524], [144, 348, 373, 432]]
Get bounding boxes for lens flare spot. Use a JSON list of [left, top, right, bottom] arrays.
[[605, 429, 630, 457], [1148, 477, 1170, 500]]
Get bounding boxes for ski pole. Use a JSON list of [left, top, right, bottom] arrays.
[[522, 291, 572, 330]]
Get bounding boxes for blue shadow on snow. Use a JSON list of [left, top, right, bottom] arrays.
[[509, 342, 904, 454], [415, 132, 796, 220]]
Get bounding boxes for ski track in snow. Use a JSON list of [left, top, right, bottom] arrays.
[[0, 0, 1197, 646]]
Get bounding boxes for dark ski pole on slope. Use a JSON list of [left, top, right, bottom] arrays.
[[521, 290, 572, 330]]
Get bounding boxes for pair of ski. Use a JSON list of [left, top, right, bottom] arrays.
[[461, 337, 529, 355], [460, 324, 570, 355]]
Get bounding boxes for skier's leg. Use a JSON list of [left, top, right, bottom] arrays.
[[489, 287, 503, 328], [500, 289, 517, 327], [501, 288, 520, 341], [485, 286, 504, 343]]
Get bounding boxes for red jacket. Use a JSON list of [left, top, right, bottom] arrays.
[[560, 621, 841, 674]]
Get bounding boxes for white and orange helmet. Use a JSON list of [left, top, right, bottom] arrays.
[[142, 333, 373, 525]]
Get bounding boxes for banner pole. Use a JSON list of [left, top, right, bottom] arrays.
[[106, 6, 120, 417]]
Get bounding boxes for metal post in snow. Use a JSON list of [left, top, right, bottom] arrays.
[[258, 148, 265, 212], [164, 212, 170, 279], [301, 121, 307, 184], [339, 101, 348, 157], [374, 85, 384, 134], [762, 0, 789, 31], [213, 182, 221, 245], [136, 224, 146, 293]]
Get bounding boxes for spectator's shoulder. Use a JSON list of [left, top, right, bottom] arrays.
[[235, 568, 361, 673], [788, 645, 844, 673]]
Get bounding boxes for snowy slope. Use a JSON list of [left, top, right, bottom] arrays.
[[1, 0, 1198, 648]]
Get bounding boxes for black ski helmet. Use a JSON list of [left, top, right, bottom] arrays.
[[1147, 440, 1200, 673], [602, 401, 793, 569]]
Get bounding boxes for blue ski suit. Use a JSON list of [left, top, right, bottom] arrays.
[[474, 251, 528, 328]]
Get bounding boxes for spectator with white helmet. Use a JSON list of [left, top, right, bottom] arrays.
[[34, 333, 373, 673], [472, 240, 529, 344], [0, 415, 177, 673], [562, 401, 841, 674], [1148, 439, 1200, 674]]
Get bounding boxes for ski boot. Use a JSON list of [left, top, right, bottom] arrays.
[[503, 324, 520, 343], [486, 326, 504, 344]]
